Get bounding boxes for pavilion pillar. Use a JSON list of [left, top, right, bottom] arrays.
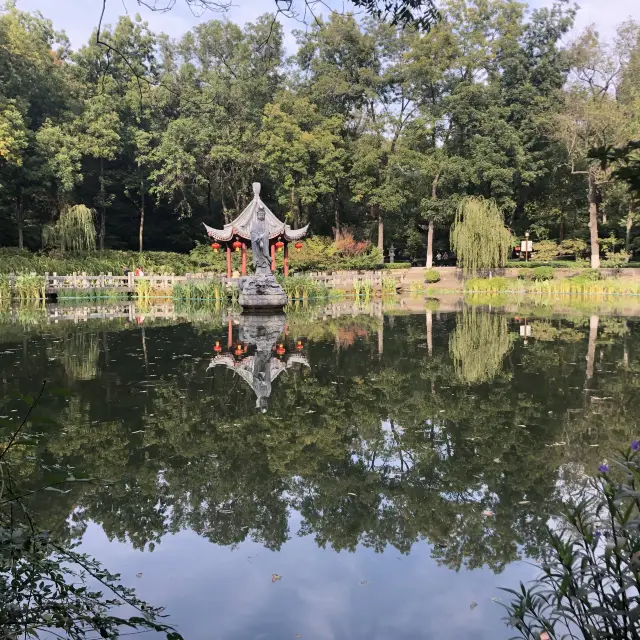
[[241, 243, 247, 276], [226, 245, 232, 279], [271, 243, 276, 273], [283, 242, 289, 277], [227, 318, 233, 348]]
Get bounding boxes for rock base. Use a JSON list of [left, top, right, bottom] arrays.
[[239, 275, 287, 311]]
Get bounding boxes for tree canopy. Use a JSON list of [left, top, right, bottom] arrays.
[[1, 0, 639, 265]]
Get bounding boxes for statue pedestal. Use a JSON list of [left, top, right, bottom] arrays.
[[239, 274, 287, 311]]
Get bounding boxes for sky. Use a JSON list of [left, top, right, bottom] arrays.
[[15, 0, 640, 52]]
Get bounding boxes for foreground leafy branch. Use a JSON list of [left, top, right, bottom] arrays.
[[501, 443, 640, 640], [0, 386, 183, 640]]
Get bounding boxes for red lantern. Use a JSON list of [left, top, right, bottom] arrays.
[[213, 341, 222, 353], [276, 343, 286, 356], [211, 242, 221, 252], [296, 340, 303, 351], [234, 343, 243, 356], [275, 240, 285, 252], [232, 240, 242, 253], [295, 242, 303, 252]]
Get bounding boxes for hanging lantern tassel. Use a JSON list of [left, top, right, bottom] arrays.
[[211, 242, 221, 252], [275, 240, 284, 252], [295, 242, 303, 252]]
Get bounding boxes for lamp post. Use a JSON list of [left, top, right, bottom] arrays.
[[525, 231, 530, 262]]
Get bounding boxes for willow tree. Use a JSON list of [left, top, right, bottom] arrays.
[[449, 308, 513, 385], [44, 205, 96, 252], [450, 197, 513, 276]]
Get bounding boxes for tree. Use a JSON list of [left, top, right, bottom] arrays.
[[450, 196, 513, 275], [555, 24, 639, 268]]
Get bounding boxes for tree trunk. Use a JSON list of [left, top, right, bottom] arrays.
[[290, 187, 297, 228], [426, 172, 440, 269], [99, 157, 106, 251], [334, 184, 340, 239], [15, 196, 23, 250], [139, 177, 145, 253], [586, 315, 598, 381], [626, 209, 633, 254], [588, 171, 599, 269], [426, 220, 434, 269], [376, 207, 383, 253]]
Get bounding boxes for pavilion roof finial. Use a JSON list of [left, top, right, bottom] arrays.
[[253, 182, 261, 197]]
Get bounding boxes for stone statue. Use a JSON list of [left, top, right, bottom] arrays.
[[251, 205, 271, 276]]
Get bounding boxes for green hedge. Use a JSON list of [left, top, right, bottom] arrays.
[[0, 241, 385, 276], [510, 260, 640, 269]]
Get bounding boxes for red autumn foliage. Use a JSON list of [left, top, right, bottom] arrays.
[[333, 228, 371, 257]]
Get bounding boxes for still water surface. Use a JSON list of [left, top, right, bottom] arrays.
[[1, 302, 637, 639]]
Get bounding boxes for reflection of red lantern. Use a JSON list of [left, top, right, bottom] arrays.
[[276, 343, 286, 356], [232, 240, 242, 253], [211, 242, 221, 252], [234, 343, 243, 356], [275, 240, 285, 252], [214, 341, 222, 353], [295, 242, 303, 252], [296, 340, 303, 351]]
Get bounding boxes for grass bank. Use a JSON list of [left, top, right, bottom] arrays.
[[464, 275, 640, 295]]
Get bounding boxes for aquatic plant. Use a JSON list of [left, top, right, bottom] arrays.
[[279, 275, 329, 300], [172, 280, 226, 302], [14, 274, 45, 301], [501, 443, 640, 640]]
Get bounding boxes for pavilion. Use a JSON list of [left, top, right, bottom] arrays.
[[204, 182, 308, 278]]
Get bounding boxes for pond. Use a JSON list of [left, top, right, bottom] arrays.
[[1, 299, 638, 639]]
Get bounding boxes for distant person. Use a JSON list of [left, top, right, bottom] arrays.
[[442, 251, 449, 265], [135, 266, 144, 276], [436, 252, 442, 263], [122, 266, 129, 276]]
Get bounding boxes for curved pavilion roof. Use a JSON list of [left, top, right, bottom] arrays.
[[203, 182, 309, 243]]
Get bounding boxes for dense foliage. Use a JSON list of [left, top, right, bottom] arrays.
[[1, 0, 639, 268]]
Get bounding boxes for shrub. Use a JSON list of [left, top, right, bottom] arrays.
[[572, 268, 601, 282], [531, 240, 560, 261], [559, 238, 587, 259], [424, 269, 441, 283], [333, 228, 371, 256], [384, 262, 411, 270], [531, 266, 554, 281], [518, 268, 534, 280]]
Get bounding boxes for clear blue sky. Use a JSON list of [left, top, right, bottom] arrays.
[[16, 0, 640, 51]]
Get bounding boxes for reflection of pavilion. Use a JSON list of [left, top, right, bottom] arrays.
[[207, 314, 309, 412]]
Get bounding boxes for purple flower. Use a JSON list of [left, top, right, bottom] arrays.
[[599, 464, 609, 473], [594, 530, 601, 538], [632, 440, 640, 452]]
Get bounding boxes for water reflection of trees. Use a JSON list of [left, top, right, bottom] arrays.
[[449, 308, 513, 384], [0, 310, 638, 575]]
